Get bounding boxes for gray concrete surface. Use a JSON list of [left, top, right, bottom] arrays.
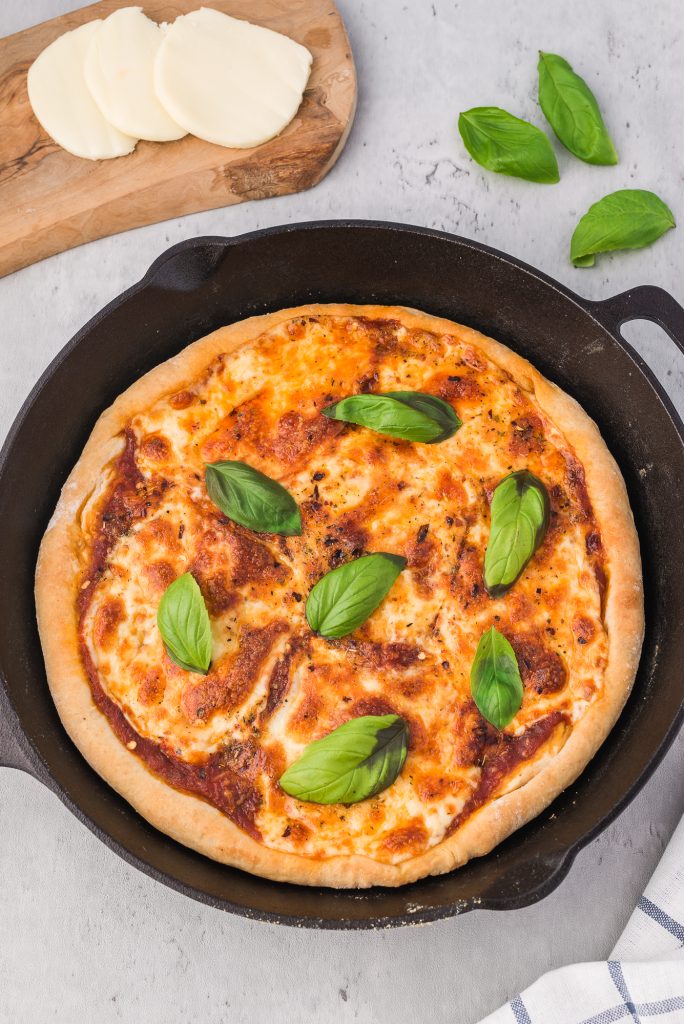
[[1, 1, 683, 1021]]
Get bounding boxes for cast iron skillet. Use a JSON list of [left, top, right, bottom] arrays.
[[1, 221, 684, 929]]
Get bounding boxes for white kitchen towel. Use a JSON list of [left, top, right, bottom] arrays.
[[479, 815, 684, 1024]]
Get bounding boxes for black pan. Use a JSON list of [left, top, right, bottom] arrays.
[[2, 221, 683, 929]]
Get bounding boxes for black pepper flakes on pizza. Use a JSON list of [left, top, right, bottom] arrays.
[[35, 304, 643, 888]]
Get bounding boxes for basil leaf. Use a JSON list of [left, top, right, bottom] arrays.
[[484, 470, 549, 597], [470, 627, 523, 730], [458, 106, 560, 184], [306, 553, 406, 638], [538, 52, 617, 165], [205, 460, 301, 535], [157, 573, 212, 674], [571, 189, 676, 267], [279, 714, 408, 804], [322, 391, 461, 444]]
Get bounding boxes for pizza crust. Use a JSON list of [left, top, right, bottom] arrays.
[[35, 304, 644, 888]]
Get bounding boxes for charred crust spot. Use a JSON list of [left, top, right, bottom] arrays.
[[451, 541, 485, 609], [93, 598, 124, 649], [393, 673, 428, 699], [406, 532, 438, 594], [168, 390, 195, 410], [356, 371, 379, 393], [136, 667, 165, 706], [382, 820, 428, 853], [140, 433, 171, 461], [200, 572, 239, 616], [351, 696, 398, 718], [146, 517, 181, 550], [437, 375, 482, 401], [436, 469, 467, 504], [452, 700, 491, 767], [335, 639, 421, 670], [353, 316, 403, 355], [272, 410, 343, 465], [321, 515, 369, 564], [506, 632, 567, 694], [280, 819, 311, 843], [462, 346, 489, 372], [415, 774, 453, 802], [225, 529, 290, 589], [586, 530, 602, 555], [564, 453, 593, 520], [144, 560, 176, 593], [572, 615, 595, 645], [291, 684, 323, 732], [509, 415, 545, 456]]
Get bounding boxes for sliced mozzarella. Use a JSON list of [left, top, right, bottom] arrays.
[[154, 7, 312, 149], [27, 21, 137, 161], [84, 7, 186, 143]]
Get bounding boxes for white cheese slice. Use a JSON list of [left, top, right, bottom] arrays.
[[154, 7, 312, 149], [27, 21, 138, 161], [84, 7, 187, 143]]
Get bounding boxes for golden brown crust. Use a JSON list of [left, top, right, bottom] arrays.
[[35, 304, 643, 887]]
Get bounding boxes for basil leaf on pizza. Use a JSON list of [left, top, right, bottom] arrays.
[[484, 470, 549, 596], [537, 52, 618, 165], [322, 391, 461, 443], [470, 627, 523, 730], [157, 573, 212, 674], [279, 714, 409, 804], [306, 553, 406, 638], [204, 460, 302, 536]]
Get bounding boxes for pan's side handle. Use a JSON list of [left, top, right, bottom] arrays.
[[0, 681, 44, 778], [587, 285, 684, 355]]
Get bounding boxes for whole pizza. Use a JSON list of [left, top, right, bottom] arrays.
[[35, 305, 644, 887]]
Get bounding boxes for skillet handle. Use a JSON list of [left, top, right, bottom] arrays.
[[587, 285, 684, 355], [0, 681, 44, 778]]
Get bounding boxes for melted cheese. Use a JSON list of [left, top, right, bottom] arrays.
[[80, 314, 608, 864]]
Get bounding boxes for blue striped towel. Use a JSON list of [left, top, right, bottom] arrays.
[[479, 816, 684, 1023]]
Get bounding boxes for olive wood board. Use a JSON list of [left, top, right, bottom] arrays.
[[0, 0, 357, 278]]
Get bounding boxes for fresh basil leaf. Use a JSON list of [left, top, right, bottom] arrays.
[[458, 106, 560, 184], [322, 391, 461, 444], [571, 189, 675, 267], [470, 627, 523, 730], [205, 460, 301, 535], [306, 553, 406, 638], [538, 52, 617, 165], [157, 572, 212, 674], [279, 714, 408, 804], [484, 470, 549, 597]]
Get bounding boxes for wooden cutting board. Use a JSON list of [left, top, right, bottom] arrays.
[[0, 0, 356, 278]]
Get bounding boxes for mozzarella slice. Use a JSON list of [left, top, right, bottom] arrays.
[[27, 21, 137, 161], [84, 7, 186, 142], [154, 7, 312, 149]]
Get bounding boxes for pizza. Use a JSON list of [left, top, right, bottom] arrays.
[[35, 304, 644, 888]]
